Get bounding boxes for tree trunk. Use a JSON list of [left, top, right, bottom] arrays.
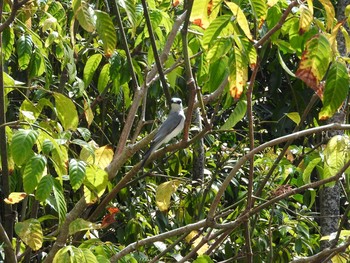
[[319, 0, 349, 251]]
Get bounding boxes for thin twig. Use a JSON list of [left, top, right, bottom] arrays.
[[140, 0, 171, 105], [114, 0, 139, 91]]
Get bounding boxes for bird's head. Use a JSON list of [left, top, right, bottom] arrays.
[[170, 98, 183, 111]]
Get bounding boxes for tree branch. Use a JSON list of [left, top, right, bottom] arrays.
[[208, 123, 350, 219]]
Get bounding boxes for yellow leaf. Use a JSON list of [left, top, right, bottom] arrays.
[[156, 180, 181, 212], [229, 49, 248, 99], [83, 165, 108, 204], [83, 99, 94, 127], [299, 5, 313, 34], [185, 230, 209, 255], [286, 112, 301, 125], [267, 0, 279, 7], [4, 192, 27, 204], [318, 0, 335, 30], [89, 145, 114, 170], [226, 2, 252, 40]]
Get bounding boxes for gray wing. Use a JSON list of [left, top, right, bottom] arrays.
[[153, 111, 183, 144], [141, 112, 183, 168]]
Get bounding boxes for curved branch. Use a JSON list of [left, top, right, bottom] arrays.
[[208, 123, 350, 218]]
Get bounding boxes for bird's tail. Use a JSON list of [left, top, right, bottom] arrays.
[[140, 148, 152, 168]]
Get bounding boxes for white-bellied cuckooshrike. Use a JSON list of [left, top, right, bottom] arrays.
[[141, 98, 185, 167]]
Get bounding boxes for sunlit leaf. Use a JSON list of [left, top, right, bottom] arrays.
[[83, 99, 94, 127], [318, 0, 335, 30], [319, 61, 349, 120], [53, 246, 98, 263], [156, 180, 181, 212], [54, 93, 79, 131], [72, 0, 95, 32], [226, 2, 252, 40], [84, 53, 102, 87], [185, 230, 209, 255], [299, 5, 313, 34], [69, 218, 101, 236], [83, 165, 108, 204], [303, 157, 321, 184], [15, 219, 43, 251], [11, 129, 39, 166], [4, 192, 27, 204], [53, 178, 67, 225], [36, 175, 54, 202], [69, 159, 86, 191], [221, 99, 247, 130], [97, 63, 111, 93], [85, 145, 114, 170], [23, 155, 47, 194], [295, 34, 332, 97], [193, 255, 214, 263], [29, 48, 45, 78], [17, 34, 33, 70], [250, 0, 267, 28], [202, 15, 231, 49], [95, 11, 116, 57], [286, 112, 301, 125], [323, 135, 350, 186], [229, 49, 248, 99], [3, 27, 15, 61]]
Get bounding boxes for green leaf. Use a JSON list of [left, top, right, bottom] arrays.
[[95, 11, 117, 57], [97, 63, 111, 93], [295, 34, 332, 91], [277, 49, 296, 77], [323, 135, 350, 186], [15, 219, 43, 251], [53, 246, 98, 263], [203, 15, 231, 50], [54, 93, 79, 130], [11, 129, 39, 166], [220, 100, 247, 130], [206, 38, 233, 63], [36, 175, 54, 202], [203, 56, 228, 93], [118, 0, 137, 26], [303, 157, 321, 184], [250, 0, 267, 23], [69, 159, 86, 191], [29, 48, 45, 78], [17, 34, 33, 70], [83, 54, 102, 87], [286, 112, 301, 125], [193, 255, 214, 263], [319, 61, 349, 120], [83, 165, 108, 204], [72, 0, 95, 32], [69, 218, 100, 236], [53, 178, 67, 225], [47, 1, 66, 26], [19, 99, 44, 123], [3, 26, 15, 61], [23, 155, 47, 194]]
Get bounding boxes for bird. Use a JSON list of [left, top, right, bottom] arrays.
[[141, 97, 186, 168]]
